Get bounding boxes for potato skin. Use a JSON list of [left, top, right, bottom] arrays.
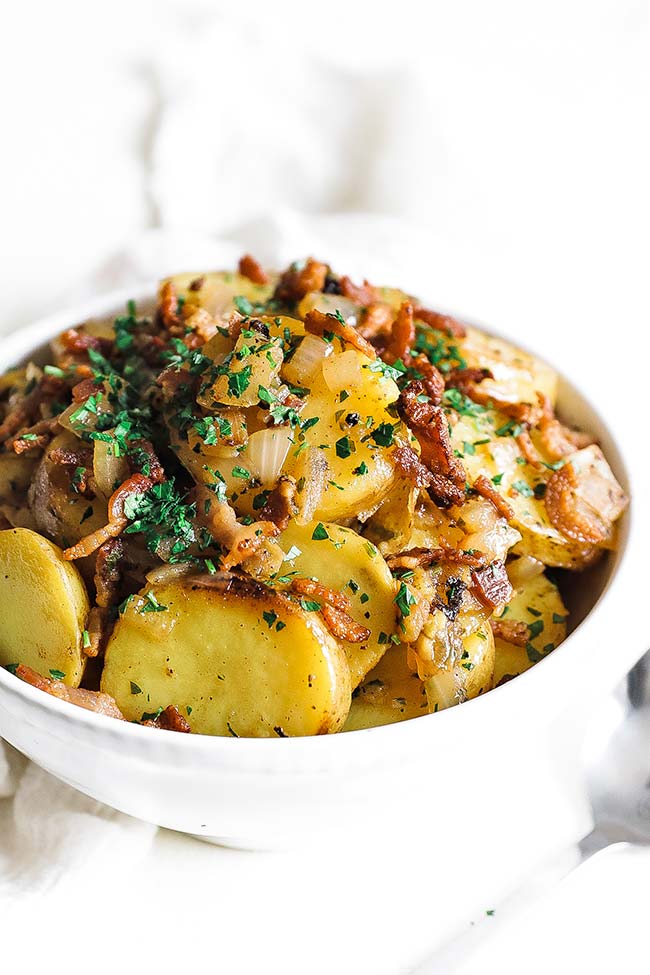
[[102, 576, 352, 737], [0, 527, 89, 686]]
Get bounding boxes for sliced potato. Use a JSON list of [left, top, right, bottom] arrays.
[[450, 409, 603, 568], [343, 645, 428, 731], [165, 270, 276, 320], [458, 326, 558, 407], [493, 571, 568, 686], [0, 527, 89, 686], [414, 618, 495, 713], [278, 521, 399, 687], [102, 576, 352, 737], [0, 452, 38, 504]]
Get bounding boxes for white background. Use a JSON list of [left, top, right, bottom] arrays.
[[0, 1, 649, 972]]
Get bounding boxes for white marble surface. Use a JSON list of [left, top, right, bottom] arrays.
[[0, 1, 649, 972]]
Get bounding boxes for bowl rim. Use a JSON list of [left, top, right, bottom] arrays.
[[0, 283, 637, 757]]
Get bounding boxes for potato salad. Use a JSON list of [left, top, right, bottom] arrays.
[[0, 257, 628, 735]]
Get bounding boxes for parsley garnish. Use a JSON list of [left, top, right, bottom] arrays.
[[311, 523, 329, 540]]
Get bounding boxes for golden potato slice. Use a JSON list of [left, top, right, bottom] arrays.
[[417, 619, 495, 713], [342, 645, 428, 731], [458, 326, 558, 407], [0, 528, 89, 686], [101, 576, 352, 737], [492, 571, 568, 686], [278, 521, 399, 687], [165, 270, 276, 320], [450, 410, 602, 569]]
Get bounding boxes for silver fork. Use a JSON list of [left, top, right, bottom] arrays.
[[412, 648, 650, 973]]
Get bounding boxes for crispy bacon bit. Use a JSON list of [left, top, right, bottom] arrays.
[[386, 546, 487, 571], [0, 375, 66, 443], [544, 460, 612, 545], [84, 607, 105, 658], [188, 275, 205, 292], [383, 302, 415, 364], [358, 302, 394, 340], [473, 474, 515, 521], [142, 704, 191, 733], [259, 476, 298, 531], [291, 577, 352, 613], [408, 355, 445, 404], [516, 430, 543, 469], [94, 537, 124, 609], [413, 306, 466, 339], [339, 275, 378, 306], [274, 258, 328, 303], [71, 377, 102, 403], [238, 254, 269, 285], [536, 393, 595, 461], [15, 665, 125, 719], [393, 445, 434, 489], [63, 473, 152, 561], [320, 603, 371, 644], [489, 618, 529, 646], [396, 382, 466, 507], [156, 365, 194, 401], [10, 417, 60, 454], [60, 328, 102, 353], [303, 308, 377, 359], [129, 439, 165, 483], [445, 367, 493, 397], [470, 561, 513, 609], [159, 280, 183, 331], [49, 445, 93, 468], [196, 484, 279, 570]]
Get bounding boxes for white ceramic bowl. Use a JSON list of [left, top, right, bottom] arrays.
[[0, 287, 642, 872]]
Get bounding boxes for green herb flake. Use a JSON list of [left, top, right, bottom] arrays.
[[311, 523, 329, 541], [49, 669, 66, 680], [394, 581, 416, 618], [512, 480, 534, 497], [263, 610, 278, 629], [299, 598, 322, 612], [140, 591, 168, 614], [130, 681, 142, 695], [82, 629, 91, 649]]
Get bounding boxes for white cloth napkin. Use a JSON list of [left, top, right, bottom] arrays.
[[0, 3, 648, 972]]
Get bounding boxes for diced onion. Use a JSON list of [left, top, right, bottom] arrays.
[[282, 334, 332, 386], [297, 292, 360, 323], [246, 428, 293, 487], [93, 439, 130, 499], [322, 350, 365, 393], [145, 562, 195, 585], [294, 447, 329, 525]]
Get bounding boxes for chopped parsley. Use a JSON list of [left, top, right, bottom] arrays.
[[311, 523, 329, 541], [394, 582, 416, 617]]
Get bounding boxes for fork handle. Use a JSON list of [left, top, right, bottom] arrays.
[[411, 829, 618, 974]]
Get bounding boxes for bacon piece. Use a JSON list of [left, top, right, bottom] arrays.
[[274, 258, 328, 303], [238, 254, 269, 285], [470, 561, 513, 609], [357, 302, 394, 340], [407, 355, 445, 404], [49, 445, 93, 468], [386, 546, 487, 571], [129, 439, 165, 483], [396, 382, 466, 507], [94, 537, 124, 609], [303, 308, 377, 359], [62, 473, 152, 561], [188, 276, 205, 292], [472, 474, 515, 521], [413, 306, 466, 339], [10, 417, 60, 454], [71, 376, 102, 403], [15, 665, 125, 719], [142, 704, 191, 733], [0, 375, 66, 443], [393, 444, 434, 489], [544, 460, 611, 545], [259, 476, 297, 531], [383, 302, 415, 364], [196, 484, 279, 570], [291, 577, 352, 613], [339, 276, 379, 306], [156, 365, 194, 401], [489, 618, 528, 646], [536, 393, 595, 461], [320, 603, 371, 644], [60, 328, 102, 353], [516, 430, 543, 469], [159, 280, 183, 332], [445, 367, 493, 397]]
